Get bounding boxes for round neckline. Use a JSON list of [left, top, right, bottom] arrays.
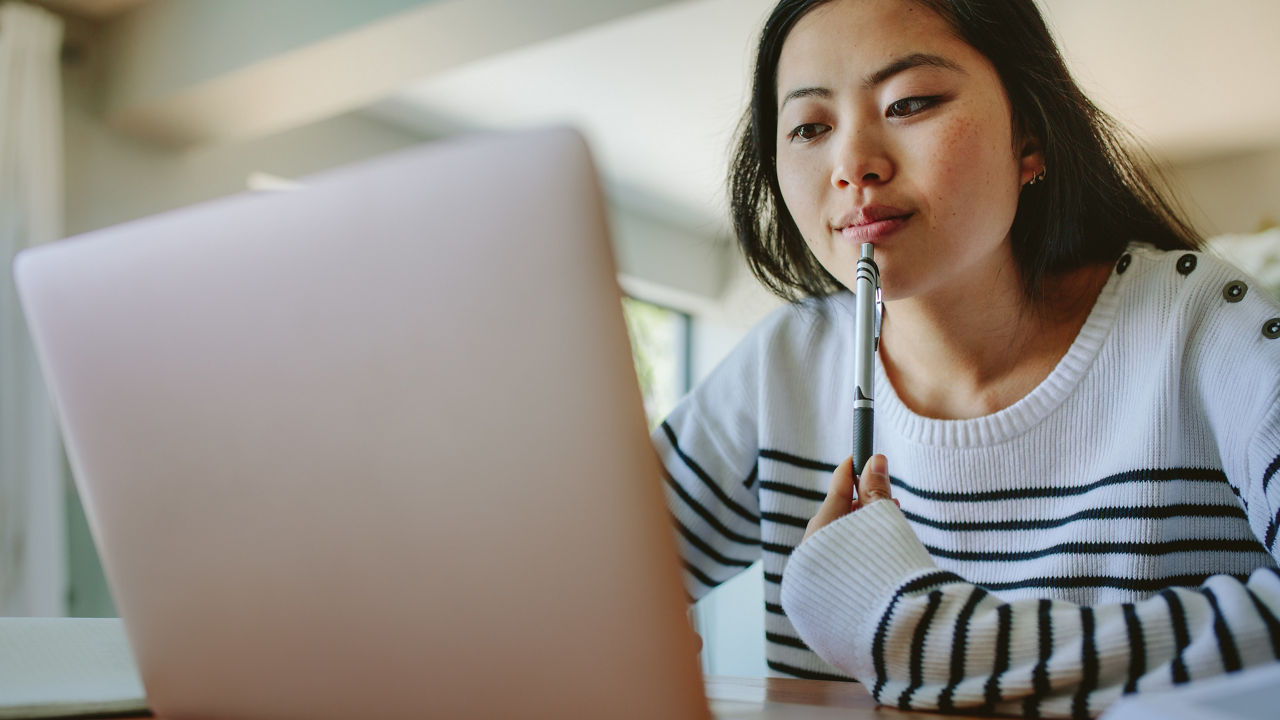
[[858, 265, 1127, 448]]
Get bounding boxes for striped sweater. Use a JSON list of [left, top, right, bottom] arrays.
[[655, 245, 1280, 717]]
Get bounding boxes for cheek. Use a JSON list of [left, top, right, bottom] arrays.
[[776, 159, 820, 232], [923, 119, 1020, 228], [937, 119, 1005, 183]]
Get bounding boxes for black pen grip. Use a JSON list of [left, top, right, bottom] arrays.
[[852, 407, 874, 480]]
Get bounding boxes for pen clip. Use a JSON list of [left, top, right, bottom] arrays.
[[873, 286, 883, 351]]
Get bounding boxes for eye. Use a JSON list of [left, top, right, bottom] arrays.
[[886, 96, 938, 118], [787, 123, 830, 142]]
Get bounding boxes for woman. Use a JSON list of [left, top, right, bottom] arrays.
[[655, 0, 1280, 716]]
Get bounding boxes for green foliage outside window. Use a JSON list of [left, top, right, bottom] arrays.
[[622, 297, 688, 429]]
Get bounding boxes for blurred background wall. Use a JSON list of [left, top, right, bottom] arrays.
[[6, 0, 1278, 676]]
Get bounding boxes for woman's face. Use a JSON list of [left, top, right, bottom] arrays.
[[774, 0, 1041, 302]]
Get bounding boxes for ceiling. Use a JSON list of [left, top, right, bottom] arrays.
[[365, 0, 1280, 233], [37, 0, 147, 20], [45, 0, 1280, 237]]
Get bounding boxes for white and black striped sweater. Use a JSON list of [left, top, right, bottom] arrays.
[[655, 245, 1280, 718]]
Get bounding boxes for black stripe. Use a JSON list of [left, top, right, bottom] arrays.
[[1267, 513, 1279, 551], [1203, 588, 1243, 672], [1023, 599, 1053, 719], [871, 592, 905, 701], [1264, 452, 1280, 493], [924, 538, 1268, 562], [1247, 590, 1280, 659], [939, 586, 987, 713], [683, 561, 718, 589], [765, 601, 786, 616], [902, 503, 1246, 532], [871, 572, 963, 700], [1073, 607, 1097, 720], [900, 570, 965, 594], [982, 604, 1013, 712], [1229, 482, 1249, 513], [766, 631, 809, 650], [899, 590, 945, 710], [758, 481, 826, 502], [1122, 604, 1145, 694], [1163, 590, 1192, 684], [664, 471, 759, 546], [892, 467, 1228, 503], [661, 422, 760, 523], [978, 573, 1236, 594], [767, 660, 852, 682], [674, 517, 754, 568], [744, 464, 759, 490], [764, 572, 783, 585], [1220, 481, 1250, 514], [759, 449, 836, 473], [762, 541, 795, 556], [761, 511, 810, 529]]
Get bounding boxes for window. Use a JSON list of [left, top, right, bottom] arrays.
[[621, 297, 691, 428]]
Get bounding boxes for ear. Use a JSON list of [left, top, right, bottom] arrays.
[[1018, 136, 1045, 186]]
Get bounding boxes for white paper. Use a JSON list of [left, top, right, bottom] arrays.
[[0, 618, 147, 719]]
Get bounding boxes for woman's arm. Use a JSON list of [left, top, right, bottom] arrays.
[[782, 457, 1280, 719], [655, 415, 763, 602], [653, 313, 775, 602]]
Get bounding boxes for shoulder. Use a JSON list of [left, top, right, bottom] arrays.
[[751, 291, 851, 345], [1117, 243, 1280, 408], [689, 291, 852, 401], [739, 292, 853, 370], [1117, 244, 1280, 333]]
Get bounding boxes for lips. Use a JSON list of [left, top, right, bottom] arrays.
[[834, 205, 912, 243]]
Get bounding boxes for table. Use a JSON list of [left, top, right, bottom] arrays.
[[110, 676, 991, 719], [705, 676, 990, 719]]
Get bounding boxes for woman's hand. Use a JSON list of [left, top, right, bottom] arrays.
[[801, 454, 896, 544]]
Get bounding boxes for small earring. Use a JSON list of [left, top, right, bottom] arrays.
[[1028, 167, 1047, 186]]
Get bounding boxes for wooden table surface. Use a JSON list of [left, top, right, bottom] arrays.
[[705, 676, 992, 718], [119, 676, 993, 719]]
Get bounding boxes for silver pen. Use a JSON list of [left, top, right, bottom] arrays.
[[852, 243, 882, 486]]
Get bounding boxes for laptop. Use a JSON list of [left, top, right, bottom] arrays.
[[13, 127, 710, 720]]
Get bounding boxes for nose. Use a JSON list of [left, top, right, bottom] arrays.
[[830, 125, 893, 190]]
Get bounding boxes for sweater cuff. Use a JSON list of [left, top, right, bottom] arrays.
[[780, 500, 936, 680]]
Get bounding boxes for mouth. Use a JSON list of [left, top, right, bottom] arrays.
[[833, 207, 913, 243]]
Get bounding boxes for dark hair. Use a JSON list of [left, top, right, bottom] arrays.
[[729, 0, 1200, 303]]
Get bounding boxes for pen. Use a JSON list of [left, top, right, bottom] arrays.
[[852, 243, 881, 491]]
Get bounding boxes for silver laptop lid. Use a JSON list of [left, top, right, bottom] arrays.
[[15, 127, 706, 720]]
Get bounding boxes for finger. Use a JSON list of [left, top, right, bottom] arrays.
[[821, 454, 857, 511], [803, 455, 856, 542], [856, 454, 894, 506]]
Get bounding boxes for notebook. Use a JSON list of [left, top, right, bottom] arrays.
[[13, 127, 708, 720]]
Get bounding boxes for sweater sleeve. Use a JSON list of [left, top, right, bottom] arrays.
[[653, 316, 767, 603], [781, 500, 1280, 719], [1246, 379, 1280, 560]]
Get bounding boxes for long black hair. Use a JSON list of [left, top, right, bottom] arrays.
[[729, 0, 1200, 303]]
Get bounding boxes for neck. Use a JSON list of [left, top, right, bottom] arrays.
[[878, 262, 1110, 420]]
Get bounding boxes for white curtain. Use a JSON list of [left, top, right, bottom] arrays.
[[0, 1, 66, 616]]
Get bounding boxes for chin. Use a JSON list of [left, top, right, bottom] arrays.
[[875, 270, 919, 304]]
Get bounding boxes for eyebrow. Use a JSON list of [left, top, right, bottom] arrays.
[[865, 52, 965, 88], [778, 52, 966, 112]]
